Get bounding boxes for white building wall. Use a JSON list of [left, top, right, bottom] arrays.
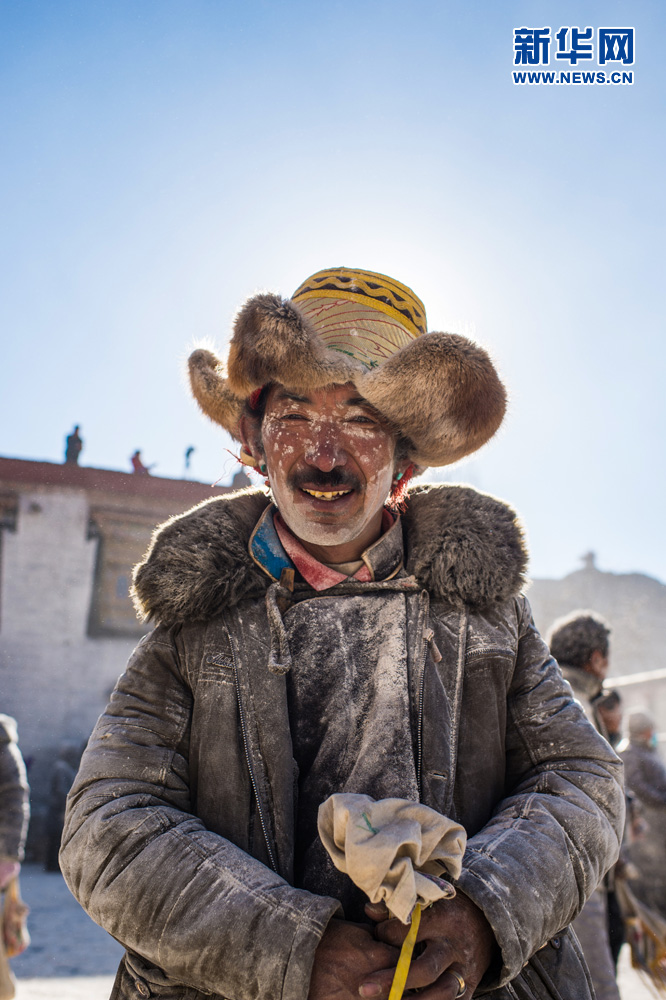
[[0, 488, 144, 852], [2, 491, 96, 639]]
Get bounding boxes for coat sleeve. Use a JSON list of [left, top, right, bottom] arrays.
[[0, 714, 30, 863], [454, 597, 624, 988], [59, 626, 340, 1000]]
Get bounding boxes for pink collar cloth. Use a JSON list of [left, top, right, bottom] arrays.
[[274, 509, 395, 592]]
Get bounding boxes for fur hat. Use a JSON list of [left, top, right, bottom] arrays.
[[188, 267, 506, 467], [547, 609, 611, 669]]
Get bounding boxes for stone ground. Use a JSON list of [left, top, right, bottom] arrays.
[[6, 865, 659, 999], [9, 865, 122, 999]]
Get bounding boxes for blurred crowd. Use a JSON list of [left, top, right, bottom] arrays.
[[546, 610, 666, 999]]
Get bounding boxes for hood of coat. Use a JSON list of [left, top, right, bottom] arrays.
[[131, 484, 528, 626]]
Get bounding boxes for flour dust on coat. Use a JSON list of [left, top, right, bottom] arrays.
[[60, 485, 624, 1000]]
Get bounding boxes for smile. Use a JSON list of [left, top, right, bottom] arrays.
[[301, 488, 352, 501]]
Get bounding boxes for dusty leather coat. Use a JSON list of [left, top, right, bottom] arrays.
[[60, 485, 624, 1000]]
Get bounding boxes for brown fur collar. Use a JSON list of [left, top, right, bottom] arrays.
[[403, 485, 528, 610], [132, 484, 528, 625]]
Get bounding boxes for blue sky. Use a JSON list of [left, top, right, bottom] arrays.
[[1, 0, 664, 582]]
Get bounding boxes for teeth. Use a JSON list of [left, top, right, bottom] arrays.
[[302, 488, 351, 501]]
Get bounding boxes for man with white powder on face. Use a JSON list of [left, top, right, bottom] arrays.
[[61, 267, 623, 1000]]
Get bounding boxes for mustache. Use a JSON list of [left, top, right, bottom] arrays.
[[289, 468, 361, 492]]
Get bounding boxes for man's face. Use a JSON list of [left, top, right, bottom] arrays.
[[587, 648, 610, 681], [597, 702, 622, 735], [258, 382, 400, 557]]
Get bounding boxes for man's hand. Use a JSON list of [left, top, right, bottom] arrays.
[[309, 918, 400, 1000], [362, 893, 497, 1000]]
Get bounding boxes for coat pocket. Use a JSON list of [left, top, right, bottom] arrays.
[[112, 951, 219, 999]]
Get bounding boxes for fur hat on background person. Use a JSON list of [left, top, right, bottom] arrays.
[[188, 267, 507, 468], [627, 709, 656, 740], [547, 610, 611, 670]]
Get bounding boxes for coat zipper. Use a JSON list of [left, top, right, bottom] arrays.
[[416, 591, 430, 796], [225, 620, 278, 874], [417, 604, 469, 814]]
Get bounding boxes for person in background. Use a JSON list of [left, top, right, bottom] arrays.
[[547, 610, 620, 1000], [44, 743, 83, 873], [0, 714, 30, 990], [130, 450, 152, 475], [596, 689, 623, 750], [621, 709, 666, 921], [595, 689, 629, 968], [0, 716, 29, 894], [64, 425, 83, 465]]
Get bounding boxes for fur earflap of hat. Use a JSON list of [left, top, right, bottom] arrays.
[[188, 268, 507, 468], [547, 609, 611, 670]]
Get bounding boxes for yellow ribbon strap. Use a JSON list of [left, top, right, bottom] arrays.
[[388, 903, 422, 1000]]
